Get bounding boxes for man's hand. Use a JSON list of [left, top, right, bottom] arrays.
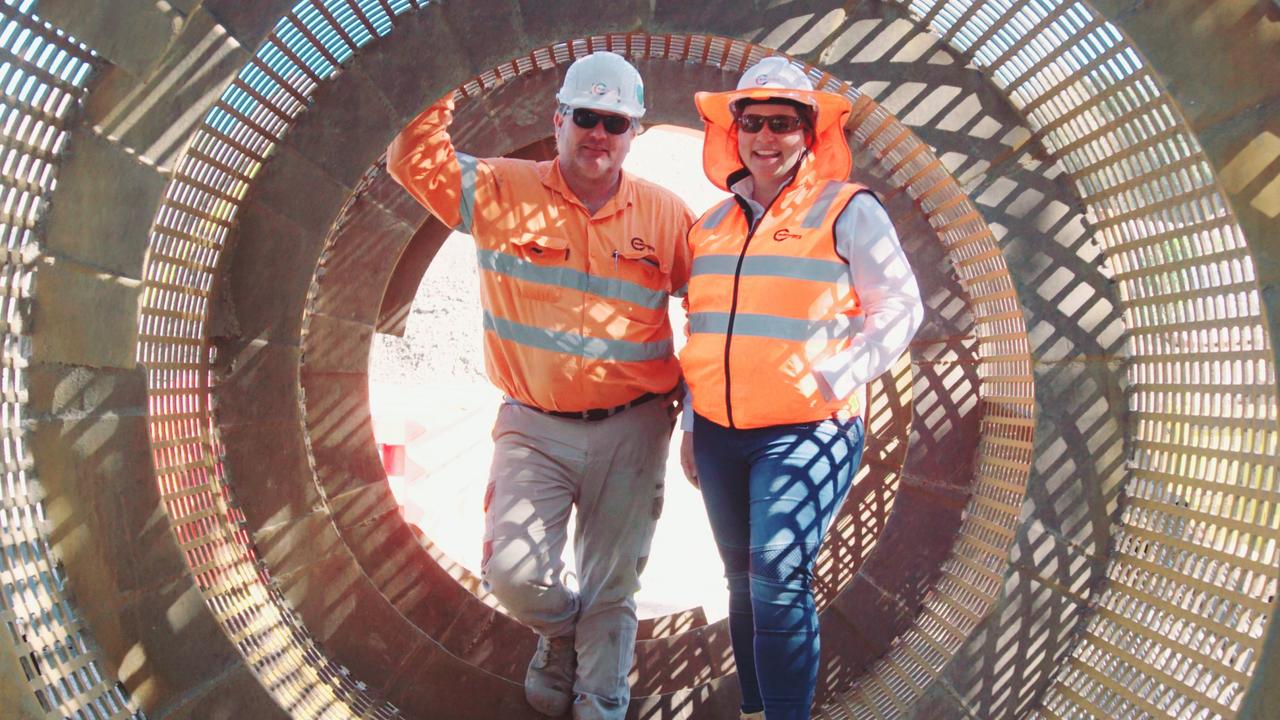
[[666, 393, 683, 423], [680, 432, 698, 488]]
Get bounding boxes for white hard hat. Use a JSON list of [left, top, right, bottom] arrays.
[[556, 51, 646, 119], [734, 56, 816, 107]]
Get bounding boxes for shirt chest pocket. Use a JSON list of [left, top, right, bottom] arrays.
[[507, 233, 572, 302], [607, 245, 669, 313]]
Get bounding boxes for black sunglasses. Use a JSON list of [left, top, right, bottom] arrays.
[[736, 114, 805, 134], [571, 108, 633, 135]]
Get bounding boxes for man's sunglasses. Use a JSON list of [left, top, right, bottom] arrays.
[[736, 114, 806, 134], [571, 108, 633, 135]]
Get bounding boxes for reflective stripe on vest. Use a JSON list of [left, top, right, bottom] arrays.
[[689, 312, 851, 342], [691, 254, 848, 284], [700, 198, 737, 230], [801, 180, 843, 228]]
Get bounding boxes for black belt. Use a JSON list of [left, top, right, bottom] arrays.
[[543, 391, 663, 421]]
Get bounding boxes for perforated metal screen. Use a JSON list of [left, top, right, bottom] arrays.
[[0, 2, 145, 718], [0, 0, 1275, 718]]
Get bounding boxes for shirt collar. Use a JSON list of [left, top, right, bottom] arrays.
[[728, 158, 808, 216], [728, 174, 765, 219], [541, 159, 635, 218]]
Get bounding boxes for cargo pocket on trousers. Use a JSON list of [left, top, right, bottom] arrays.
[[637, 483, 665, 576]]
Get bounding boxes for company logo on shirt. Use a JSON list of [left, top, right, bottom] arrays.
[[773, 228, 801, 242], [630, 237, 655, 252]]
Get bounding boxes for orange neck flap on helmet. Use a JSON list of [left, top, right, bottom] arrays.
[[694, 87, 854, 192]]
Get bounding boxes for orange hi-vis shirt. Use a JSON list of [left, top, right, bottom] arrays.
[[682, 163, 866, 430], [387, 96, 694, 413]]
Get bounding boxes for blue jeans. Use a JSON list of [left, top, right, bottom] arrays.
[[693, 413, 865, 720]]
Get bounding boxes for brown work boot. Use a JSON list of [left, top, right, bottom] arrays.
[[740, 712, 765, 720], [525, 634, 576, 716]]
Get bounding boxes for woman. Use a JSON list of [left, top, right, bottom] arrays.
[[679, 57, 924, 719]]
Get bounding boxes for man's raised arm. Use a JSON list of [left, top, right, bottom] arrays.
[[386, 93, 474, 233]]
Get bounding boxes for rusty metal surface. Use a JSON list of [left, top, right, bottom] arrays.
[[1, 0, 1275, 719]]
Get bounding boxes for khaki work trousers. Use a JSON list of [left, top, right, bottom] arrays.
[[481, 398, 672, 720]]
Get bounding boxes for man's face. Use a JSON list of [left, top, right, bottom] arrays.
[[736, 103, 808, 187], [554, 107, 635, 189]]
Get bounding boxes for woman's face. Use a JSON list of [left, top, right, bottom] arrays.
[[736, 102, 808, 187]]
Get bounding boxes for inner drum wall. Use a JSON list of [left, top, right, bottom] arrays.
[[2, 1, 1277, 719]]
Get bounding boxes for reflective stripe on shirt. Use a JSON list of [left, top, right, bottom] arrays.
[[477, 249, 667, 310], [483, 311, 674, 361], [457, 153, 478, 234]]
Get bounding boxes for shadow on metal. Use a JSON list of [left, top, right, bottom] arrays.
[[1, 1, 1275, 719]]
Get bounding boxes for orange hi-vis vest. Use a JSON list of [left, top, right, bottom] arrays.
[[388, 96, 693, 413], [681, 168, 866, 429]]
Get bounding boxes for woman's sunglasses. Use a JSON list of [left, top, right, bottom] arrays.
[[571, 108, 633, 135], [736, 114, 805, 134]]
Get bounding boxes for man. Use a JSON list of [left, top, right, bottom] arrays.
[[386, 51, 693, 720]]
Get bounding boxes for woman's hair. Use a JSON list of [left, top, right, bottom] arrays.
[[731, 97, 816, 144]]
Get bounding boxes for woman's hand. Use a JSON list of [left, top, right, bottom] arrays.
[[680, 431, 698, 488]]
